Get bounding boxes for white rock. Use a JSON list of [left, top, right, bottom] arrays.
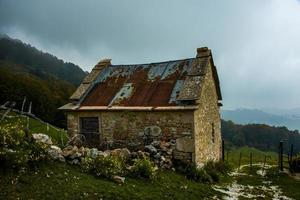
[[32, 133, 52, 145]]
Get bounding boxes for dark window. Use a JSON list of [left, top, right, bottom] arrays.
[[211, 123, 215, 143], [80, 117, 100, 148], [80, 117, 99, 133]]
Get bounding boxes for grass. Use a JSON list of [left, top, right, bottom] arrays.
[[226, 146, 278, 167], [0, 161, 221, 200], [233, 165, 300, 200], [0, 110, 68, 147]]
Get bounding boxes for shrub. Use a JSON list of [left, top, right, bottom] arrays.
[[92, 155, 125, 179], [184, 164, 213, 183], [0, 122, 48, 170], [131, 157, 156, 179], [80, 157, 94, 172]]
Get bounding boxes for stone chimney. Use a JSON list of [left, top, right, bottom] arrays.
[[94, 58, 111, 70], [196, 47, 211, 58]]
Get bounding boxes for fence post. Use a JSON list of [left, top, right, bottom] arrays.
[[250, 152, 253, 172], [238, 152, 242, 171], [222, 140, 225, 162], [279, 141, 283, 171], [290, 144, 294, 162]]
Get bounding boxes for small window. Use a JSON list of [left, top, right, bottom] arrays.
[[211, 123, 215, 143], [80, 117, 99, 133], [80, 117, 100, 148]]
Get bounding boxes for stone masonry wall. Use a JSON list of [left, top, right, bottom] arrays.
[[194, 62, 222, 168], [67, 110, 195, 163]]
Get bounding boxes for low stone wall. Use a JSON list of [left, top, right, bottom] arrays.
[[67, 110, 195, 164]]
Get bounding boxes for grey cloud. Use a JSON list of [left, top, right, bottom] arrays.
[[1, 0, 300, 109]]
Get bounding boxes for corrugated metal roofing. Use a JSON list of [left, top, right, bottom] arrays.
[[80, 58, 201, 107]]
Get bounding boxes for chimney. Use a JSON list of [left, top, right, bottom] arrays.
[[196, 47, 211, 58], [94, 58, 111, 70]]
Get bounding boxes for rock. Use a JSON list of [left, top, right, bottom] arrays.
[[48, 145, 65, 162], [69, 158, 80, 165], [111, 148, 131, 160], [32, 133, 52, 145], [62, 145, 78, 157], [98, 151, 110, 158], [112, 176, 125, 184], [144, 145, 157, 155], [175, 137, 194, 153], [130, 152, 138, 159], [153, 153, 161, 160], [144, 126, 162, 137], [151, 140, 160, 148], [89, 148, 99, 158], [70, 152, 82, 160]]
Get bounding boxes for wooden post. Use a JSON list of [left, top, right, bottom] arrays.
[[238, 152, 242, 171], [279, 141, 283, 171], [290, 144, 294, 162], [262, 155, 267, 174], [222, 140, 225, 162], [250, 152, 253, 171]]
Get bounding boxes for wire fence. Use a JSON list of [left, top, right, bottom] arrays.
[[0, 104, 68, 147]]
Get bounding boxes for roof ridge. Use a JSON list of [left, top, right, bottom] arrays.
[[111, 57, 195, 67]]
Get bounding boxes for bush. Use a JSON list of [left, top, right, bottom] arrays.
[[175, 160, 232, 183], [0, 122, 48, 170], [80, 157, 94, 172], [92, 156, 125, 179], [131, 157, 156, 179], [184, 164, 213, 183]]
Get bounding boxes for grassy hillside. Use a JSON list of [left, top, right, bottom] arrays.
[[0, 109, 67, 147], [226, 146, 278, 167], [0, 161, 221, 200]]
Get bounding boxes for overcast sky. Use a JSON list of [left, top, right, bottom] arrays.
[[1, 0, 300, 110]]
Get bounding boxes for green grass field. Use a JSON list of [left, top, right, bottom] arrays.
[[226, 146, 278, 167], [0, 161, 221, 200], [0, 109, 68, 147]]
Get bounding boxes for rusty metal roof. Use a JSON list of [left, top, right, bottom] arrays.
[[80, 58, 203, 107]]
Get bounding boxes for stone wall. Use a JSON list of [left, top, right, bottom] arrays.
[[194, 61, 222, 167], [67, 110, 195, 163]]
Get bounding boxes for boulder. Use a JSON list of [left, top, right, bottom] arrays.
[[112, 176, 125, 184], [110, 148, 131, 160], [48, 145, 65, 162], [98, 151, 110, 158], [70, 152, 82, 160], [151, 140, 160, 148], [69, 158, 80, 165], [62, 145, 78, 157], [175, 137, 194, 153], [32, 133, 52, 145], [89, 148, 99, 158], [144, 145, 157, 155]]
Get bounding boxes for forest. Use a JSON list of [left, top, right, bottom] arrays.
[[222, 119, 300, 154]]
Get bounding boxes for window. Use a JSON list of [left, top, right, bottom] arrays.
[[80, 117, 100, 147], [80, 117, 99, 133], [211, 123, 215, 143]]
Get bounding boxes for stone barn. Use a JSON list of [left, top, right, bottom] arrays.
[[59, 47, 222, 167]]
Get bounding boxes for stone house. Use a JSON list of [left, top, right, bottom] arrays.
[[59, 47, 222, 167]]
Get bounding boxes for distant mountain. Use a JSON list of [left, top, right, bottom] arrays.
[[221, 108, 300, 131], [0, 34, 87, 127], [0, 34, 87, 85]]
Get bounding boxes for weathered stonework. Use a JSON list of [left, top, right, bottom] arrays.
[[67, 110, 195, 163], [193, 61, 222, 167]]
